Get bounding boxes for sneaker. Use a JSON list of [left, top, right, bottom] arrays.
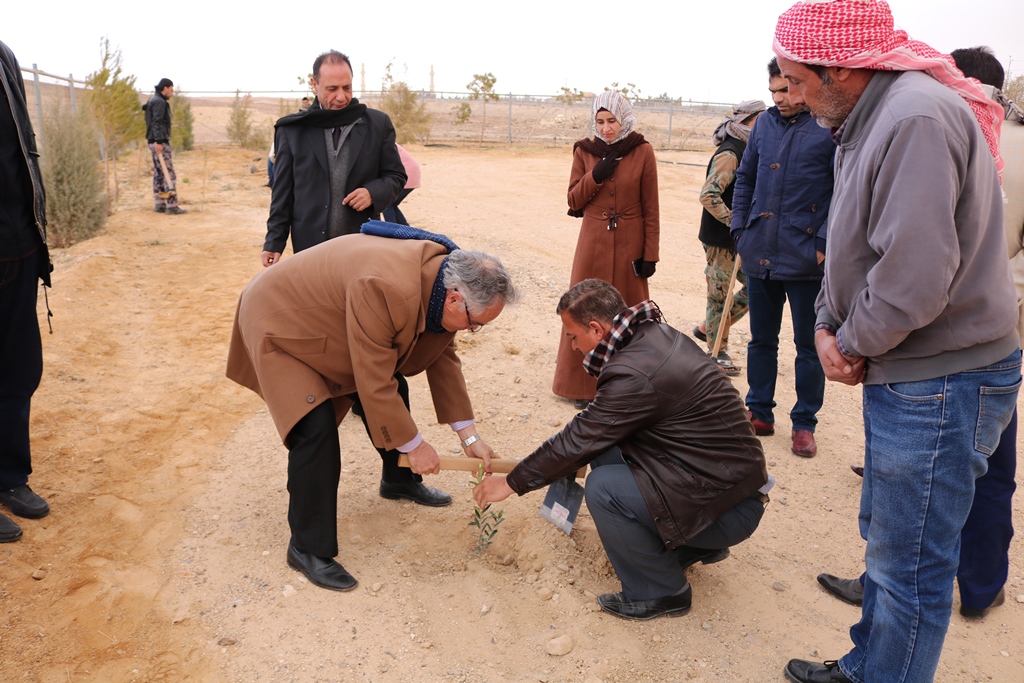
[[166, 206, 188, 215]]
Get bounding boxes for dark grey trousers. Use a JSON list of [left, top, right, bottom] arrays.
[[585, 448, 765, 600]]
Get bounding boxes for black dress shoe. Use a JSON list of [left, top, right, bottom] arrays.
[[286, 545, 358, 592], [960, 588, 1005, 619], [379, 480, 452, 506], [784, 659, 852, 683], [0, 485, 49, 519], [817, 573, 864, 606], [851, 464, 864, 477], [0, 514, 22, 543], [597, 585, 692, 621], [675, 546, 730, 571]]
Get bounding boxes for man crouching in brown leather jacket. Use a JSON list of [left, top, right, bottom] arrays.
[[474, 278, 771, 620]]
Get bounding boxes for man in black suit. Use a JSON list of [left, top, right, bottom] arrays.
[[260, 50, 406, 267]]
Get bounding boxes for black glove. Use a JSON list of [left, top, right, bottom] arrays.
[[632, 258, 657, 278], [592, 155, 620, 184]]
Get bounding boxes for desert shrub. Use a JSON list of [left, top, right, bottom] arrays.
[[452, 102, 472, 126], [85, 38, 144, 206], [1005, 73, 1023, 104], [41, 105, 107, 247], [380, 82, 432, 143], [227, 91, 270, 151], [171, 90, 194, 151]]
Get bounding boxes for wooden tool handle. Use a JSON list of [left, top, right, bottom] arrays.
[[398, 454, 519, 474], [398, 454, 586, 479]]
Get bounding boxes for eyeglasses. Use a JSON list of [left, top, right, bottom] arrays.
[[456, 290, 482, 333]]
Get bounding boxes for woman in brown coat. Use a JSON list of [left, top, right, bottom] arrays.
[[553, 91, 660, 406]]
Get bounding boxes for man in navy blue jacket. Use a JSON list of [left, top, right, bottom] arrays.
[[730, 57, 835, 458]]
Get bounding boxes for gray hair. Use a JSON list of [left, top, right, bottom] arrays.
[[442, 250, 519, 313]]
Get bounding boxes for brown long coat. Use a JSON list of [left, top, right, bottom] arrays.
[[552, 141, 661, 400], [226, 234, 473, 448]]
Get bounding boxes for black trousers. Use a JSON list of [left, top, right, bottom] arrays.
[[0, 250, 43, 490], [286, 373, 419, 557]]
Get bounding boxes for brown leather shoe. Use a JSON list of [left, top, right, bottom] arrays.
[[747, 411, 775, 436], [851, 464, 864, 477], [960, 588, 1005, 619], [791, 430, 817, 457]]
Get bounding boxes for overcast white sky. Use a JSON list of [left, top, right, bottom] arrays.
[[6, 0, 1023, 104]]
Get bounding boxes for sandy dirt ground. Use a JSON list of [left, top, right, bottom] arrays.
[[2, 142, 1023, 683]]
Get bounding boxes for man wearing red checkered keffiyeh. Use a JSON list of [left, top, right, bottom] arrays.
[[773, 3, 1022, 683], [773, 0, 1003, 176]]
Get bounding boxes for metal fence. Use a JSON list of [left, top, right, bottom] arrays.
[[19, 65, 732, 151]]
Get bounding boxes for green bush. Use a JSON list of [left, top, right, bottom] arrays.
[[227, 90, 270, 151], [380, 82, 432, 143], [171, 90, 195, 151], [41, 105, 107, 247]]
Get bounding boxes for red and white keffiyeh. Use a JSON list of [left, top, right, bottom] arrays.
[[773, 0, 1004, 177]]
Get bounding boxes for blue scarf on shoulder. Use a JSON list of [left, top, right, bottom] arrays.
[[360, 220, 459, 334]]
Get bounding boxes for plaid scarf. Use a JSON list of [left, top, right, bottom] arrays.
[[774, 0, 1004, 178], [582, 300, 663, 377]]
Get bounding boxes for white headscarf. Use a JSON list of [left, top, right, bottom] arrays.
[[592, 91, 637, 145]]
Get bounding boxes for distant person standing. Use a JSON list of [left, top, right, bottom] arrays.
[[0, 40, 53, 542], [553, 91, 660, 409], [144, 78, 185, 214], [299, 97, 310, 112], [695, 100, 765, 376], [730, 58, 834, 457], [383, 143, 421, 225]]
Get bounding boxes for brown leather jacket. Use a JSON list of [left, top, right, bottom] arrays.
[[509, 323, 767, 547]]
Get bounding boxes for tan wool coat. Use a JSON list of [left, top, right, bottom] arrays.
[[226, 234, 473, 448], [552, 141, 661, 400]]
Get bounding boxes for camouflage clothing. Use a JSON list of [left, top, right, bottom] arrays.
[[149, 143, 179, 210], [702, 244, 748, 353]]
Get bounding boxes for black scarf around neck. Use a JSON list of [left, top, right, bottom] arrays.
[[567, 131, 647, 218], [275, 98, 368, 129]]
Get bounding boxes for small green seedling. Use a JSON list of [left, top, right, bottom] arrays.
[[469, 466, 504, 555]]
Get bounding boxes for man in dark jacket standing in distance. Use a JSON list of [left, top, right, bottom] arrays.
[[0, 40, 53, 542], [474, 279, 771, 620], [144, 77, 185, 214], [730, 57, 834, 458], [695, 100, 766, 376], [260, 50, 405, 267]]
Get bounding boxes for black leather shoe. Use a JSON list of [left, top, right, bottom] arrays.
[[817, 573, 864, 606], [0, 514, 22, 543], [286, 545, 358, 592], [379, 480, 452, 507], [784, 659, 852, 683], [0, 485, 49, 519], [960, 588, 1005, 619], [675, 546, 730, 571], [597, 585, 692, 621]]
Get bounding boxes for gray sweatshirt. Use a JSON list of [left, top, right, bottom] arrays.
[[817, 70, 1019, 384]]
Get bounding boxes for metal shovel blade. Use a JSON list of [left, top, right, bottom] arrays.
[[539, 475, 585, 535]]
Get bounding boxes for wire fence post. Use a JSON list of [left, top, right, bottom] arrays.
[[69, 74, 76, 115], [507, 93, 512, 143], [667, 99, 674, 148], [31, 63, 44, 150]]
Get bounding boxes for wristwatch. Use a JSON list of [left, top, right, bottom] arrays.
[[460, 434, 481, 449]]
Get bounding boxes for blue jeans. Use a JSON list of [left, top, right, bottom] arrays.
[[745, 275, 824, 431], [838, 350, 1021, 683]]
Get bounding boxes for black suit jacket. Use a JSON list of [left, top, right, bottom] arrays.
[[264, 108, 406, 253]]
